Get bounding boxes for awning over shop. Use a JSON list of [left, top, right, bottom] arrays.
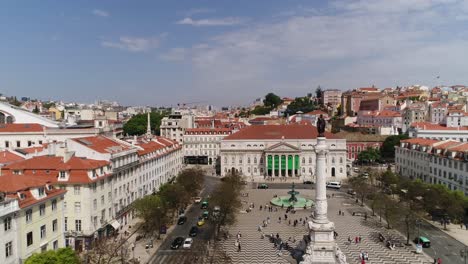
[[110, 220, 120, 230]]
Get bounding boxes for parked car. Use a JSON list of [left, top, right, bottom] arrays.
[[170, 237, 184, 249], [202, 211, 209, 219], [183, 238, 193, 249], [177, 216, 187, 225], [303, 180, 313, 184], [326, 181, 341, 189], [257, 183, 269, 189], [194, 197, 202, 203], [201, 201, 208, 209], [145, 240, 153, 249], [189, 226, 198, 237]]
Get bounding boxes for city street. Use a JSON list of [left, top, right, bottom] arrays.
[[148, 175, 220, 264]]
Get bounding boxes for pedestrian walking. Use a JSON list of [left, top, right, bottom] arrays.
[[260, 205, 263, 211], [359, 236, 362, 243], [355, 236, 358, 244], [347, 236, 352, 244], [289, 220, 291, 225], [238, 242, 241, 252], [365, 213, 368, 221], [437, 257, 442, 264], [285, 214, 288, 220], [339, 209, 341, 215]]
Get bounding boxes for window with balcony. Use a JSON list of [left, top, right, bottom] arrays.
[[5, 241, 12, 258], [53, 219, 58, 232], [75, 220, 82, 232], [4, 217, 11, 231], [40, 225, 46, 239]]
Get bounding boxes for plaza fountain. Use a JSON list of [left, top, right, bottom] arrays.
[[270, 182, 314, 209]]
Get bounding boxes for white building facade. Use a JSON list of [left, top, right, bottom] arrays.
[[396, 138, 468, 195], [220, 125, 347, 182], [183, 128, 232, 165]]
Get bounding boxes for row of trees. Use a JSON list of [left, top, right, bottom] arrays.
[[349, 168, 468, 245], [208, 173, 244, 237], [133, 167, 205, 238], [247, 92, 319, 117]]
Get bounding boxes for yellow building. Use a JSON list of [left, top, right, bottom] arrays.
[[0, 175, 66, 263]]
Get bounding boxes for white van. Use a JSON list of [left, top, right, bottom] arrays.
[[326, 181, 341, 189]]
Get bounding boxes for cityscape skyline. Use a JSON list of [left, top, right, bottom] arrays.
[[2, 0, 468, 106]]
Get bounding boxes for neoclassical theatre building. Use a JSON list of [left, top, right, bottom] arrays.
[[220, 124, 347, 181]]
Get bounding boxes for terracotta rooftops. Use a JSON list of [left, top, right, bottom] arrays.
[[377, 110, 401, 117], [6, 156, 64, 170], [401, 138, 440, 146], [0, 174, 66, 208], [0, 150, 24, 164], [72, 136, 132, 154], [411, 122, 468, 130], [305, 110, 328, 116], [223, 124, 337, 140], [0, 123, 44, 133], [185, 128, 231, 133]]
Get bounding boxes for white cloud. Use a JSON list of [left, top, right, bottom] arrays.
[[176, 17, 245, 26], [92, 9, 110, 17], [101, 36, 160, 52], [160, 48, 187, 62], [177, 0, 468, 104]]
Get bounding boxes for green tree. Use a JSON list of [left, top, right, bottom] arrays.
[[250, 105, 271, 115], [158, 183, 187, 219], [176, 167, 205, 199], [315, 86, 322, 100], [123, 112, 167, 136], [133, 195, 168, 238], [349, 175, 372, 206], [357, 147, 381, 164], [209, 173, 243, 237], [285, 96, 317, 115], [33, 105, 40, 114], [25, 247, 80, 264], [380, 134, 409, 160], [263, 93, 282, 108]]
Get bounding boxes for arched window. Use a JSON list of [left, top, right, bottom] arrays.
[[254, 168, 257, 173], [260, 157, 263, 164], [254, 157, 257, 164], [224, 157, 227, 163], [247, 157, 251, 164], [340, 167, 343, 173], [302, 157, 306, 163], [239, 158, 242, 164], [232, 157, 235, 163], [302, 168, 305, 173], [339, 157, 343, 164], [248, 167, 251, 173], [332, 157, 335, 164], [309, 157, 312, 164]]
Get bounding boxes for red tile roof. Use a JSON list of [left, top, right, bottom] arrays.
[[433, 141, 461, 150], [224, 124, 338, 140], [411, 122, 468, 130], [72, 136, 132, 153], [401, 138, 439, 146], [56, 157, 109, 170], [0, 123, 44, 133], [0, 150, 24, 164], [305, 110, 328, 116], [377, 110, 401, 117], [185, 128, 231, 133], [6, 156, 64, 170]]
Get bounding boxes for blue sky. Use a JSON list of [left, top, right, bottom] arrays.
[[1, 0, 468, 107]]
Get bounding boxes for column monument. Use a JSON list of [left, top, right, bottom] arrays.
[[301, 115, 347, 264]]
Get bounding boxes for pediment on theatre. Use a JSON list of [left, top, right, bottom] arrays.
[[265, 142, 300, 152]]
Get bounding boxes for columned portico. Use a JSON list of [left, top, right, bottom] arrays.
[[265, 152, 300, 177]]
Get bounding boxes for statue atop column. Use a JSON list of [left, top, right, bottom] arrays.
[[316, 114, 326, 138]]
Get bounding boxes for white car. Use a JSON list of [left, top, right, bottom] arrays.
[[194, 197, 202, 203], [326, 181, 341, 189], [183, 238, 193, 249]]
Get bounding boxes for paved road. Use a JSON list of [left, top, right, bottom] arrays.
[[252, 182, 314, 190], [411, 219, 466, 264], [148, 175, 219, 264], [334, 188, 466, 264]]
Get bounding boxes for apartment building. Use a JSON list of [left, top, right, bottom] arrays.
[[0, 175, 66, 262], [396, 138, 468, 195], [183, 128, 232, 165], [160, 110, 195, 143]]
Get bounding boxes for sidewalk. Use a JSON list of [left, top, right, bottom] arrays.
[[425, 219, 468, 247]]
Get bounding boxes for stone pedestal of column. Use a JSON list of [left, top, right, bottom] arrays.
[[301, 137, 346, 264]]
